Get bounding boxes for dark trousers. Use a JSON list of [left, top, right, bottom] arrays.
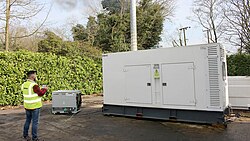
[[23, 108, 40, 140]]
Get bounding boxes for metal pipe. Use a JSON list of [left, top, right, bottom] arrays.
[[130, 0, 137, 51], [5, 0, 10, 51]]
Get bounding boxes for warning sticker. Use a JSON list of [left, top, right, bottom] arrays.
[[154, 69, 160, 79]]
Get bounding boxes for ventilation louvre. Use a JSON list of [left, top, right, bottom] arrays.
[[208, 46, 220, 107]]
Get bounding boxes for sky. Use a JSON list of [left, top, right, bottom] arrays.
[[32, 0, 102, 40], [33, 0, 235, 52], [38, 0, 102, 27], [161, 0, 204, 46]]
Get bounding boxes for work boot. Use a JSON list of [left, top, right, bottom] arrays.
[[23, 136, 31, 141], [32, 138, 44, 141]]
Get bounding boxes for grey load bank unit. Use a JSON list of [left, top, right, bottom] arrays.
[[52, 90, 82, 114], [102, 43, 229, 124]]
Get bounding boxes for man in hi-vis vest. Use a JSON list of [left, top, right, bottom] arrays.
[[21, 70, 48, 141]]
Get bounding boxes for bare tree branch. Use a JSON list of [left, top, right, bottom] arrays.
[[0, 0, 50, 50], [223, 0, 250, 53], [10, 5, 44, 20], [13, 4, 52, 39], [192, 0, 225, 43], [9, 0, 18, 7]]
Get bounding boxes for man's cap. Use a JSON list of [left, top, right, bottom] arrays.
[[26, 70, 37, 76]]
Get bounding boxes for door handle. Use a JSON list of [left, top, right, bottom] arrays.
[[147, 83, 151, 86], [162, 83, 167, 86]]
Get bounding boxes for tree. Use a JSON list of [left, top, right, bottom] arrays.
[[10, 26, 42, 51], [0, 38, 3, 50], [101, 0, 129, 14], [94, 0, 174, 52], [137, 0, 165, 49], [71, 0, 174, 52], [95, 12, 130, 52], [38, 31, 69, 55], [223, 0, 250, 53], [0, 0, 50, 51], [72, 24, 88, 41], [102, 0, 122, 14], [38, 31, 102, 58], [86, 16, 99, 46], [192, 0, 225, 43], [71, 16, 99, 46]]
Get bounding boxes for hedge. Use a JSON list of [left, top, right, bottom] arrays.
[[0, 51, 102, 106], [227, 53, 250, 76], [1, 51, 248, 106]]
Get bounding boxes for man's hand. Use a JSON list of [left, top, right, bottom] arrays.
[[42, 85, 48, 90], [43, 86, 48, 90]]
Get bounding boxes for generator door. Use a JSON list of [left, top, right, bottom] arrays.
[[124, 65, 152, 104], [161, 63, 196, 106]]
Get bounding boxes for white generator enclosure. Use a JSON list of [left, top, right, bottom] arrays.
[[228, 76, 250, 109], [102, 43, 229, 124]]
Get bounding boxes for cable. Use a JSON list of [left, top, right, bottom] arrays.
[[40, 104, 102, 123]]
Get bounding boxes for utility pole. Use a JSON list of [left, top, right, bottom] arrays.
[[179, 26, 190, 46], [203, 29, 210, 43], [130, 0, 137, 51], [179, 31, 183, 46], [5, 0, 10, 51]]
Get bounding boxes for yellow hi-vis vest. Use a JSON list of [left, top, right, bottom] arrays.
[[21, 80, 42, 109]]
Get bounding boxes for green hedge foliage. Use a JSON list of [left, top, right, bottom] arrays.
[[1, 51, 248, 106], [227, 53, 250, 76], [0, 51, 102, 106]]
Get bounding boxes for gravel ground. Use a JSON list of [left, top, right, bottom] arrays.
[[0, 95, 250, 141]]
